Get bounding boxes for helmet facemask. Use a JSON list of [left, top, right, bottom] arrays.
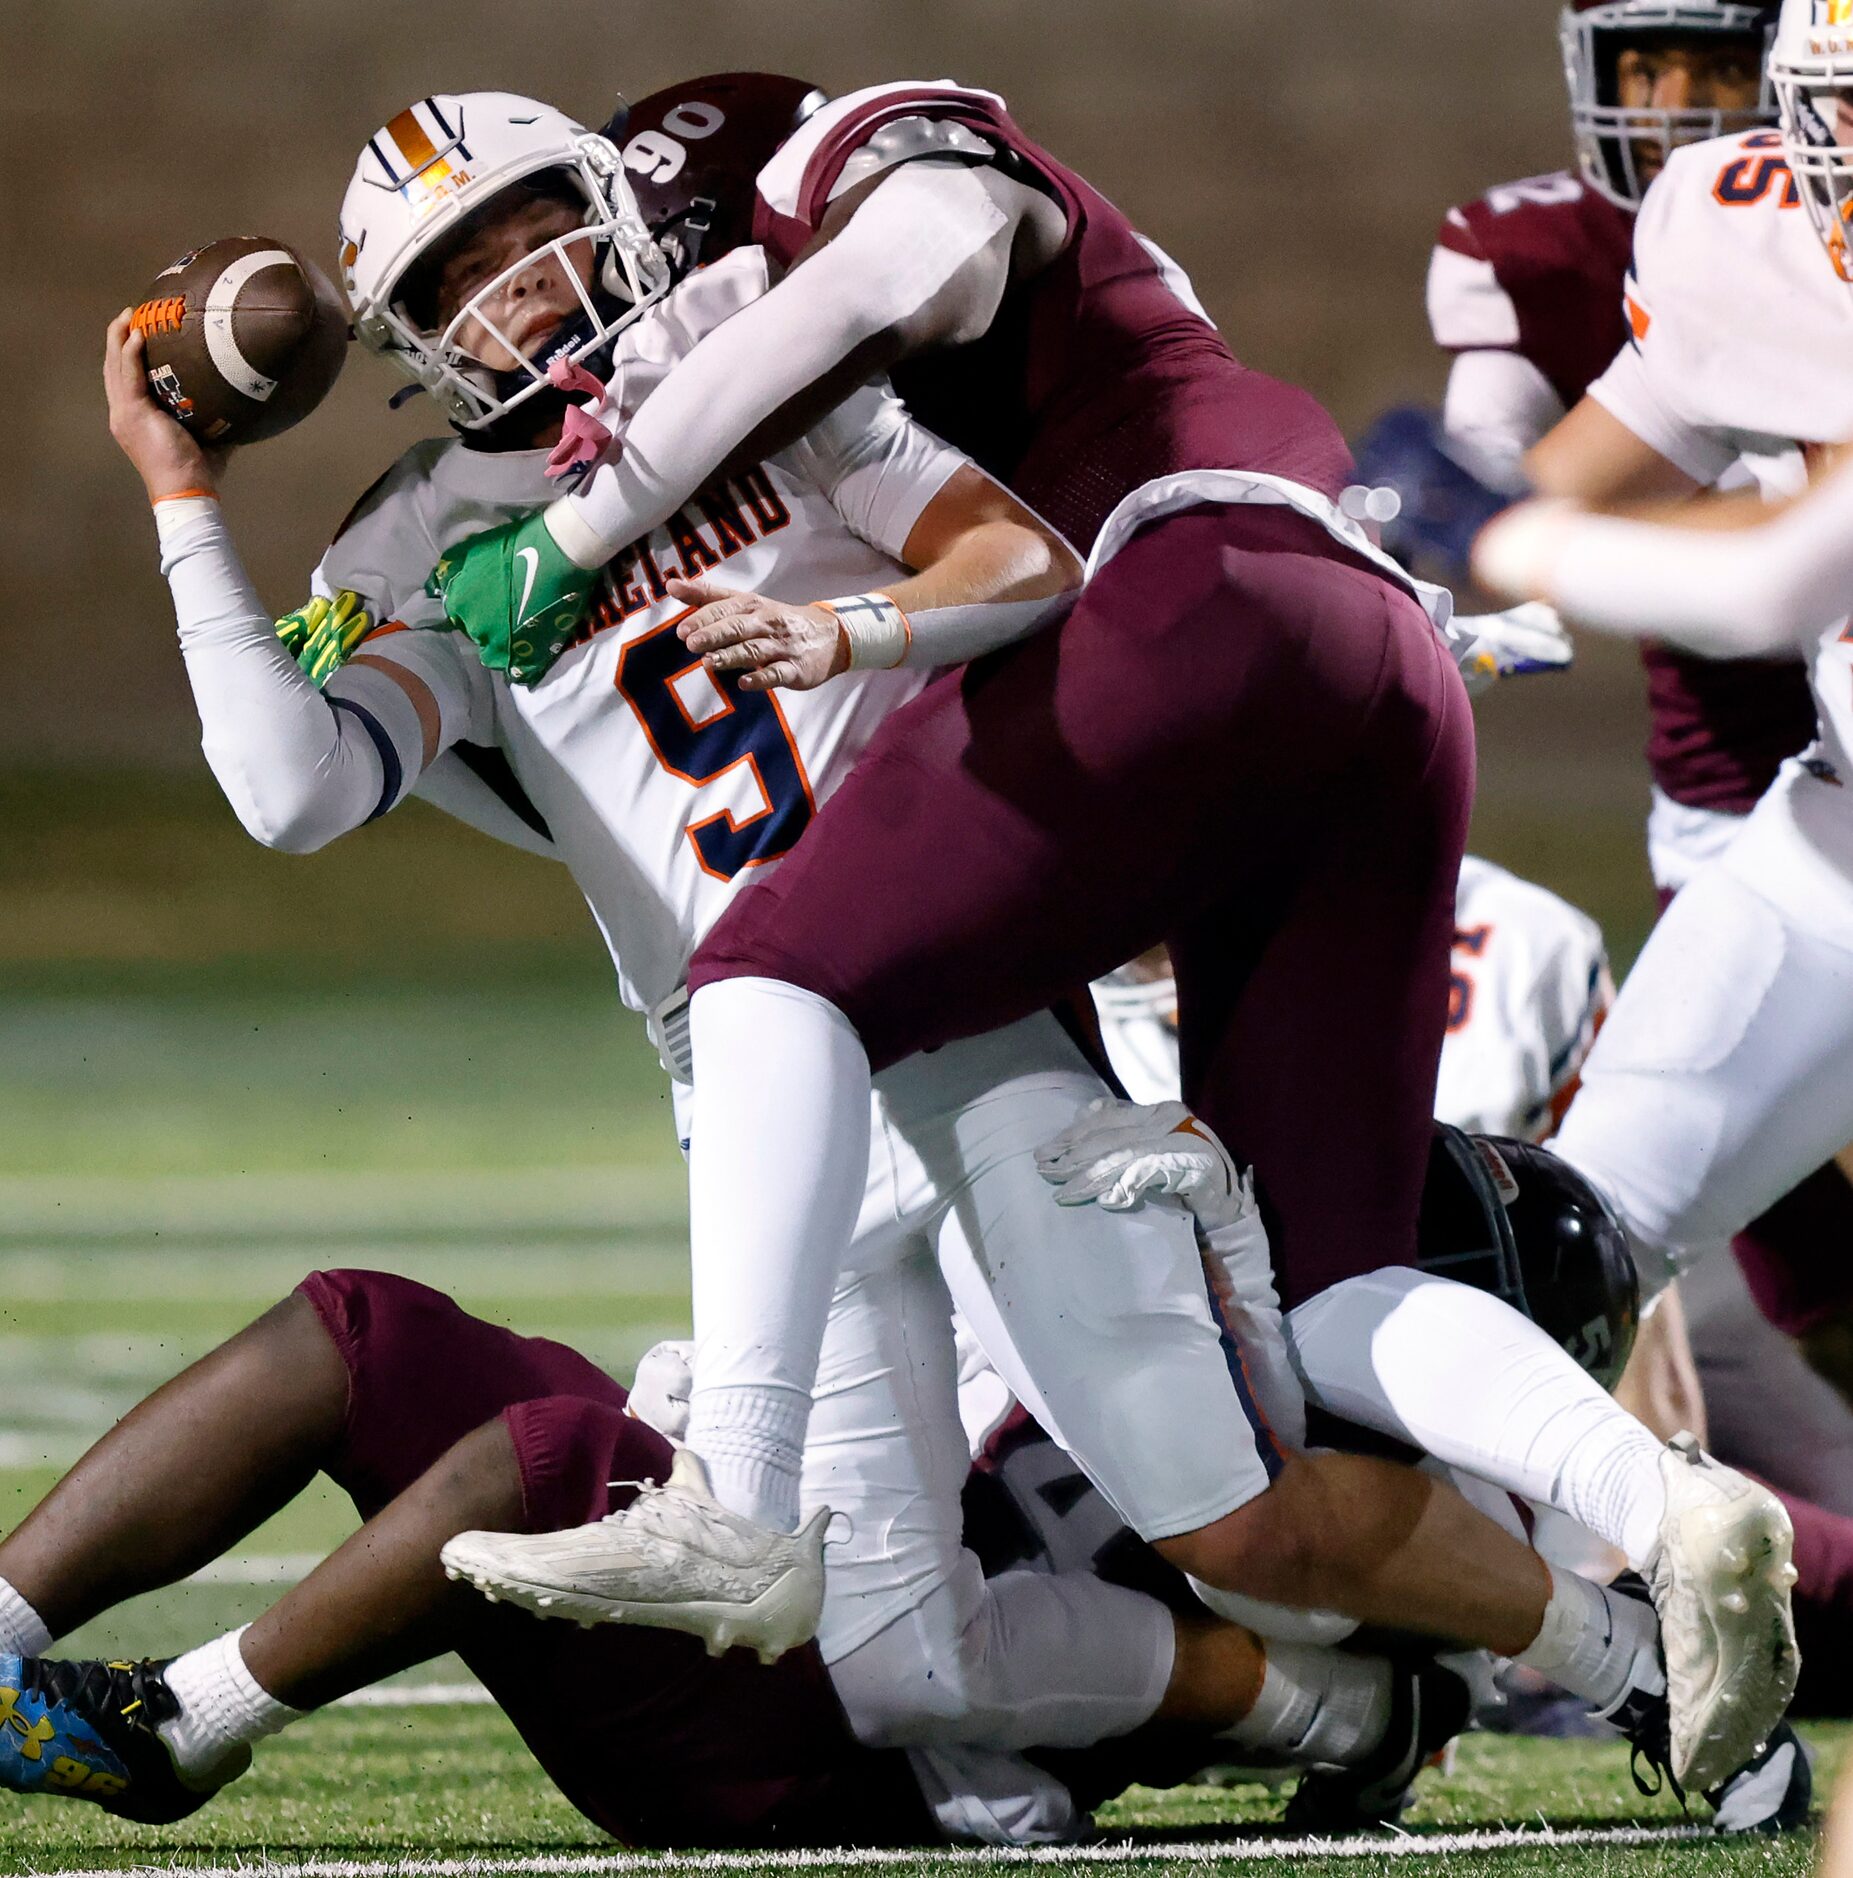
[[1561, 3, 1779, 207], [1773, 3, 1853, 282]]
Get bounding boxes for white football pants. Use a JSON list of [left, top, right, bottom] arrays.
[[1556, 763, 1853, 1300], [682, 1011, 1273, 1752]]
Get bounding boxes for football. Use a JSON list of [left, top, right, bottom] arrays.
[[131, 235, 350, 445]]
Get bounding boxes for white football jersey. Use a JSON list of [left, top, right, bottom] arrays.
[[1435, 857, 1612, 1141], [1093, 857, 1610, 1142], [1587, 129, 1853, 881], [1589, 132, 1853, 486], [312, 250, 958, 1018]]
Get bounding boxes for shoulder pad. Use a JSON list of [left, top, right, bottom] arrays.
[[830, 115, 995, 201]]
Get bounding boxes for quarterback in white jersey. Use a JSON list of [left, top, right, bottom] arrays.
[[1473, 0, 1853, 1308], [104, 81, 1794, 1815], [305, 250, 957, 1028]]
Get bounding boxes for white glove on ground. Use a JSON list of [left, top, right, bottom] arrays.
[[626, 1338, 695, 1443]]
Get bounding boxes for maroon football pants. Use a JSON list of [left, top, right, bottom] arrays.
[[692, 504, 1475, 1309], [295, 1269, 932, 1848]]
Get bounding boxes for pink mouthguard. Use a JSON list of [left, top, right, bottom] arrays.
[[545, 357, 617, 480]]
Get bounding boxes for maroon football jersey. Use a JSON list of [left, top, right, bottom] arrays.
[[1434, 170, 1814, 815], [753, 83, 1354, 555]]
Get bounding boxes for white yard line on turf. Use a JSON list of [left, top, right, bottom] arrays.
[[332, 1682, 494, 1709], [31, 1822, 1711, 1877]]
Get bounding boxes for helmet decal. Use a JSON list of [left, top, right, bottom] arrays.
[[363, 99, 476, 217]]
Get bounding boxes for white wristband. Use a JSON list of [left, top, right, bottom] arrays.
[[822, 592, 912, 670], [542, 494, 614, 572]]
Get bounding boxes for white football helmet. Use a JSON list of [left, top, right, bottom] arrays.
[[339, 92, 671, 430], [1772, 0, 1853, 280], [1561, 1, 1779, 207]]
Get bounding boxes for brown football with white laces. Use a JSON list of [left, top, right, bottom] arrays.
[[130, 236, 349, 445]]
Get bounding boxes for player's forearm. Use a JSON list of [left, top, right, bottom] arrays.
[[881, 517, 1079, 669], [1474, 490, 1846, 655], [155, 497, 387, 852], [548, 165, 1010, 570]]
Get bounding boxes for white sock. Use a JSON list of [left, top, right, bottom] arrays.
[[1514, 1565, 1664, 1710], [158, 1628, 303, 1781], [1287, 1269, 1670, 1566], [683, 978, 872, 1531], [1221, 1640, 1394, 1767], [0, 1577, 51, 1657]]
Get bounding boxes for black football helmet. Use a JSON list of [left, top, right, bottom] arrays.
[[602, 73, 827, 281], [1417, 1125, 1640, 1390]]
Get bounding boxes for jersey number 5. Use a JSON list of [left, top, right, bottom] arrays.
[[615, 617, 817, 881]]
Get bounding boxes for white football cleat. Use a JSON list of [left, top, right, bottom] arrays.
[[1648, 1432, 1800, 1793], [439, 1447, 828, 1665]]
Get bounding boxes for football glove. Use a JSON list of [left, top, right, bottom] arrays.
[[274, 590, 375, 688], [1035, 1098, 1248, 1234], [627, 1339, 695, 1443], [427, 509, 601, 687], [1447, 601, 1574, 698], [1351, 404, 1518, 585]]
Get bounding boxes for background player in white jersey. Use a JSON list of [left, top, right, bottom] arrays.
[[103, 87, 1797, 1801]]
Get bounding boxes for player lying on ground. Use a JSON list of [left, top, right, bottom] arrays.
[[0, 1245, 1805, 1841], [1463, 0, 1853, 1420], [106, 94, 1711, 1811], [0, 1269, 1432, 1845], [385, 76, 1799, 1794]]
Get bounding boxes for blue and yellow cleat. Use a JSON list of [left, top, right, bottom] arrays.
[[0, 1654, 246, 1825]]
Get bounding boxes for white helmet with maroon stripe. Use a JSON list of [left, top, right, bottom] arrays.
[[1772, 0, 1853, 282], [1561, 1, 1780, 206], [339, 92, 670, 430]]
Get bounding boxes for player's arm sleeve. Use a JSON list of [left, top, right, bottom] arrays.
[[547, 161, 1011, 568], [1442, 351, 1568, 484], [796, 381, 967, 557], [1426, 219, 1521, 352], [155, 497, 485, 853], [1481, 466, 1853, 655], [1426, 220, 1565, 486], [798, 383, 1079, 668]]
